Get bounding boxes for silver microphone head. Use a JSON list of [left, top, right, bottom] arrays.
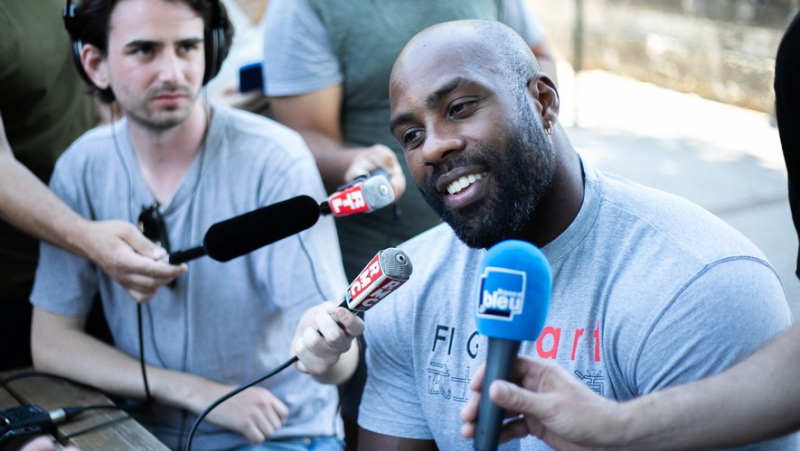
[[378, 248, 413, 281], [362, 174, 396, 212]]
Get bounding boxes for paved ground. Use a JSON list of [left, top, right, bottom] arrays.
[[215, 1, 800, 321]]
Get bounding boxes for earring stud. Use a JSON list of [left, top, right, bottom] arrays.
[[545, 120, 553, 135]]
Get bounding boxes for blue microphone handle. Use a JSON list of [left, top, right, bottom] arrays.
[[475, 338, 521, 451]]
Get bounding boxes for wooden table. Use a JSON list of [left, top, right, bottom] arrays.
[[0, 370, 167, 450]]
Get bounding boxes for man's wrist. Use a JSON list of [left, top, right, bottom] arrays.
[[62, 216, 95, 261]]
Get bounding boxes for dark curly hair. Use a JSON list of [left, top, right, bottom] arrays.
[[69, 0, 234, 103]]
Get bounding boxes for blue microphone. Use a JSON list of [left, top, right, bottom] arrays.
[[474, 240, 552, 451]]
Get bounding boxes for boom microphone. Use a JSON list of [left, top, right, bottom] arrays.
[[473, 240, 551, 451], [320, 170, 395, 217], [169, 195, 320, 264]]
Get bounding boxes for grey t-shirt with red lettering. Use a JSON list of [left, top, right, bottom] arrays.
[[360, 163, 797, 450]]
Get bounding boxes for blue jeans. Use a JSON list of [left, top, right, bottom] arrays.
[[229, 436, 343, 451]]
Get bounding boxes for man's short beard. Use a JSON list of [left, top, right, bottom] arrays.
[[125, 85, 198, 131], [419, 106, 555, 249]]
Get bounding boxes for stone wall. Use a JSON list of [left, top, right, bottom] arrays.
[[528, 0, 799, 112]]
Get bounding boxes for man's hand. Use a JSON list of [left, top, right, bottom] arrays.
[[198, 383, 289, 445], [19, 436, 80, 451], [292, 302, 364, 380], [81, 220, 186, 303], [344, 144, 406, 200], [460, 356, 626, 450]]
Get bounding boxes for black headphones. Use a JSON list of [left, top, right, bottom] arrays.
[[62, 0, 228, 86]]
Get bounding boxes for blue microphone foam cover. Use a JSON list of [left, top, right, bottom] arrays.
[[475, 240, 551, 342]]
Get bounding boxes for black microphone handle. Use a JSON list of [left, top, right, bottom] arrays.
[[475, 338, 521, 451], [319, 201, 332, 216], [169, 245, 206, 265]]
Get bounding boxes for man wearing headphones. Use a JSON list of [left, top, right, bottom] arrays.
[[0, 0, 187, 371], [29, 0, 352, 449]]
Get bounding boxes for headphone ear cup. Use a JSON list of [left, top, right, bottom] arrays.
[[63, 2, 95, 87], [203, 0, 228, 85]]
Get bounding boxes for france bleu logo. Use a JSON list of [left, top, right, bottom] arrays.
[[477, 267, 526, 321]]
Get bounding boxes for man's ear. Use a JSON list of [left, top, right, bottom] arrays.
[[526, 74, 560, 126], [80, 44, 110, 90]]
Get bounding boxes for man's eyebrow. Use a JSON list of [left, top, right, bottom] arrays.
[[425, 76, 467, 109], [389, 77, 471, 133], [389, 111, 415, 134], [124, 39, 160, 48], [177, 37, 204, 46], [124, 37, 203, 48]]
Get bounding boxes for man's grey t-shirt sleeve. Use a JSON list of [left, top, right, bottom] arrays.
[[500, 0, 545, 46], [261, 0, 342, 96], [632, 258, 793, 395], [30, 152, 98, 316]]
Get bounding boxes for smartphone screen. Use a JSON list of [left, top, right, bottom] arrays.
[[239, 62, 264, 93]]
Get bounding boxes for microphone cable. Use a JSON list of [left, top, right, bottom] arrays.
[[184, 232, 330, 451], [184, 356, 298, 451], [110, 104, 155, 408]]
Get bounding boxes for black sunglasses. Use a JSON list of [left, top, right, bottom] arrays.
[[138, 202, 171, 254], [138, 202, 177, 289]]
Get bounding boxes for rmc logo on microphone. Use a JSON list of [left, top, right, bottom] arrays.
[[477, 267, 526, 321]]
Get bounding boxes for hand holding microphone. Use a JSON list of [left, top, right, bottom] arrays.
[[293, 248, 412, 381], [343, 143, 406, 200], [185, 248, 412, 451], [466, 240, 552, 451]]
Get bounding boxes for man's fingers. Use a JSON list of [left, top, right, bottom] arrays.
[[489, 380, 542, 415], [460, 420, 476, 439], [335, 307, 365, 336], [299, 327, 331, 372], [244, 424, 265, 445], [315, 309, 345, 344], [469, 362, 487, 390], [263, 400, 287, 429], [460, 389, 481, 423], [501, 417, 539, 443], [274, 398, 289, 422], [109, 248, 186, 280], [117, 222, 165, 260], [124, 287, 157, 304], [253, 411, 276, 438]]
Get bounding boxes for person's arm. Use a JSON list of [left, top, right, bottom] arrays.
[[268, 85, 406, 198], [531, 41, 558, 85], [461, 324, 800, 450], [292, 302, 363, 385], [357, 428, 437, 451], [30, 307, 289, 444], [501, 0, 558, 83], [19, 436, 80, 451], [0, 113, 185, 303]]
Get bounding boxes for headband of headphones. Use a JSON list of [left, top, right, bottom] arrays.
[[62, 0, 228, 86]]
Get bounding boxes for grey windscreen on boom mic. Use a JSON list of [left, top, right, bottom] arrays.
[[378, 248, 413, 280], [362, 175, 395, 210]]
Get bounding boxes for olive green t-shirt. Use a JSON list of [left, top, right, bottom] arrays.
[[0, 0, 95, 297]]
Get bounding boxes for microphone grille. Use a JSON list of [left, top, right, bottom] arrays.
[[361, 175, 395, 211], [378, 248, 413, 281]]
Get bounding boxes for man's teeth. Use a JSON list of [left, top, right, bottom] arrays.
[[447, 173, 485, 195]]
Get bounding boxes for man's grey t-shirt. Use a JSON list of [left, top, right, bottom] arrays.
[[31, 105, 348, 450], [360, 164, 797, 450]]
